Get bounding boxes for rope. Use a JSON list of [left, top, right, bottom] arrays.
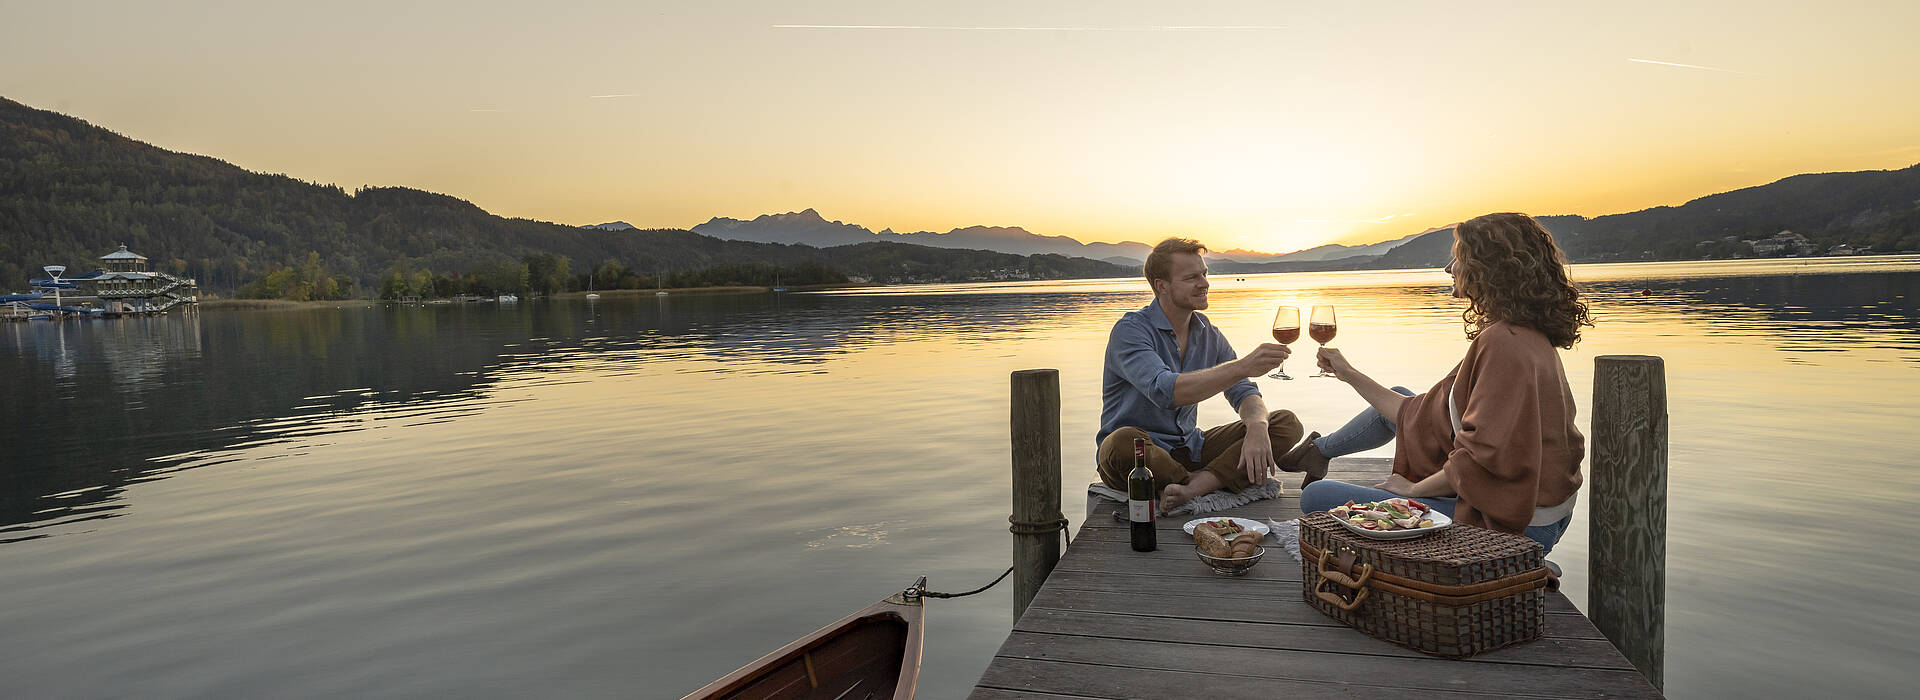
[[922, 566, 1013, 599], [1008, 515, 1071, 546], [921, 516, 1074, 600]]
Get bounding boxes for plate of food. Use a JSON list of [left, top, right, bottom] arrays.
[[1181, 517, 1270, 537], [1329, 498, 1452, 540]]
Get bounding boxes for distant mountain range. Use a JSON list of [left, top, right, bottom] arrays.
[[680, 162, 1920, 271], [692, 209, 1162, 262], [688, 209, 1419, 266], [1255, 231, 1434, 262]]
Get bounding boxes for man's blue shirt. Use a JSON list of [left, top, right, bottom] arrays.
[[1099, 298, 1260, 457]]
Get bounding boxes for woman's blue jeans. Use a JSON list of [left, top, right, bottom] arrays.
[[1299, 480, 1572, 554], [1312, 386, 1415, 457]]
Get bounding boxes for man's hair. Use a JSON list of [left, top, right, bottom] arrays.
[[1144, 237, 1207, 287]]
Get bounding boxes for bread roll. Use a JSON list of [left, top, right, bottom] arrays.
[[1194, 529, 1234, 558]]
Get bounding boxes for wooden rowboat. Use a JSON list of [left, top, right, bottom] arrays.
[[682, 577, 926, 700]]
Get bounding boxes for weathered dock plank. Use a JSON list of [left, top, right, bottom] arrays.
[[991, 633, 1656, 697], [971, 457, 1662, 698]]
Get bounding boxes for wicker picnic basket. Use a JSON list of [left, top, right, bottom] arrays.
[[1298, 510, 1550, 658]]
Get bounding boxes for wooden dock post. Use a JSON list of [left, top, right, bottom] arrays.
[[1590, 355, 1668, 689], [1009, 369, 1063, 621]]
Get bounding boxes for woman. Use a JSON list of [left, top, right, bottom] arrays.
[[1285, 213, 1592, 553]]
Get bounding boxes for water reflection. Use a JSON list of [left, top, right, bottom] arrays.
[[0, 307, 510, 541], [6, 259, 1918, 543], [1, 258, 1917, 698], [1575, 263, 1920, 364], [0, 292, 1126, 540]]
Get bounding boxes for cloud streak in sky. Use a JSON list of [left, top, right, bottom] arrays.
[[772, 25, 1287, 31], [1627, 58, 1756, 75]]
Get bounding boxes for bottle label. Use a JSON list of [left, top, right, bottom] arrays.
[[1128, 499, 1151, 523]]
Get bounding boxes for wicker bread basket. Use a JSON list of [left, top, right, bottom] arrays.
[[1298, 510, 1550, 658]]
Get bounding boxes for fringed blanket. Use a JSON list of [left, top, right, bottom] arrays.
[[1085, 479, 1288, 521]]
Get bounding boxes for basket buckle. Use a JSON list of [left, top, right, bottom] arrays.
[[1314, 547, 1374, 612]]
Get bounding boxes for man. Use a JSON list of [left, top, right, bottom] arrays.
[[1098, 237, 1307, 512]]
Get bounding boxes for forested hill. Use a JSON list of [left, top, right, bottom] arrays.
[[1364, 165, 1920, 270], [0, 97, 1127, 296], [1549, 165, 1920, 261]]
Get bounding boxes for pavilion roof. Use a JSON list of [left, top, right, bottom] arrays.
[[101, 244, 147, 261]]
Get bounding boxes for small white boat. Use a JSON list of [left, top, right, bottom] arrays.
[[497, 295, 518, 303], [585, 293, 601, 299]]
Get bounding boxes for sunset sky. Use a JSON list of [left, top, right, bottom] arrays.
[[4, 1, 1918, 254]]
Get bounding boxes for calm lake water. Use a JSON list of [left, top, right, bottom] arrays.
[[3, 257, 1918, 698]]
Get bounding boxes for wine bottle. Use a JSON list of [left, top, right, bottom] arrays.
[[1128, 437, 1156, 552]]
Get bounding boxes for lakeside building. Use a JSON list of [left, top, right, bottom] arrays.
[[1746, 230, 1817, 257], [9, 245, 199, 318]]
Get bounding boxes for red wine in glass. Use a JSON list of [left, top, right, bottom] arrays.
[[1309, 305, 1338, 377], [1269, 306, 1299, 380]]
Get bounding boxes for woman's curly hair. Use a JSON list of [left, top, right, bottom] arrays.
[[1452, 213, 1593, 348]]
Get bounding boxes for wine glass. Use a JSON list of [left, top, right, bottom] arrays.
[[1268, 306, 1299, 380], [1309, 305, 1338, 377]]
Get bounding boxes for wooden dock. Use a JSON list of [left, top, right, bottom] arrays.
[[971, 457, 1663, 699]]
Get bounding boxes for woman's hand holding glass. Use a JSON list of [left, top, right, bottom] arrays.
[[1315, 347, 1355, 381]]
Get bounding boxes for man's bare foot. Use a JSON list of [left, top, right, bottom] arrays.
[[1160, 483, 1194, 512], [1159, 471, 1224, 512]]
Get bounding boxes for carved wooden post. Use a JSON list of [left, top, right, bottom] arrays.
[[1590, 355, 1668, 689], [1010, 369, 1063, 620]]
